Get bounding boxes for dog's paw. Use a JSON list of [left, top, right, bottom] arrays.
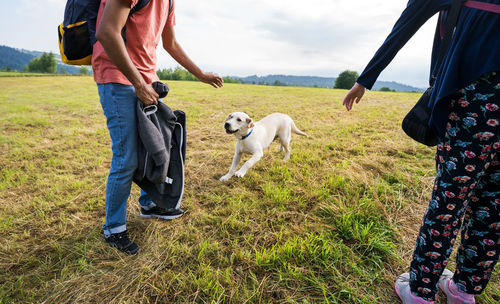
[[219, 174, 232, 182], [234, 170, 246, 178]]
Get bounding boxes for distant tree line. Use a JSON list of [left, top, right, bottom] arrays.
[[9, 55, 404, 91], [59, 66, 90, 75], [247, 80, 288, 86], [157, 67, 198, 81], [223, 76, 244, 84], [157, 67, 242, 84], [379, 87, 396, 92]]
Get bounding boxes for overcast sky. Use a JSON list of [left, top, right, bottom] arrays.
[[0, 0, 439, 88]]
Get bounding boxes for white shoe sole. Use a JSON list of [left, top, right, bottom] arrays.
[[140, 213, 183, 220]]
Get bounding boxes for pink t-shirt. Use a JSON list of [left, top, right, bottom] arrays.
[[92, 0, 176, 85]]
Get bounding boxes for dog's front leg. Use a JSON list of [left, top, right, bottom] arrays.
[[220, 151, 242, 181], [235, 151, 263, 178]]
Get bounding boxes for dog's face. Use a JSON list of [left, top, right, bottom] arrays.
[[224, 112, 254, 135]]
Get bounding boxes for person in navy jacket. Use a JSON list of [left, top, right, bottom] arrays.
[[342, 1, 499, 303]]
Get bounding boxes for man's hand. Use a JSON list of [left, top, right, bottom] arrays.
[[199, 73, 224, 88], [342, 82, 366, 111], [135, 83, 159, 106]]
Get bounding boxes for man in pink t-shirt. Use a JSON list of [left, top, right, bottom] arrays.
[[93, 0, 223, 255]]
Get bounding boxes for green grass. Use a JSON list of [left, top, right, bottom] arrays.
[[0, 72, 91, 77], [0, 76, 498, 303], [0, 71, 59, 77]]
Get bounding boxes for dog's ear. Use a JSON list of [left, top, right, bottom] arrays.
[[246, 118, 254, 128]]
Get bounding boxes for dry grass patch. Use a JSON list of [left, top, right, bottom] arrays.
[[0, 77, 498, 303]]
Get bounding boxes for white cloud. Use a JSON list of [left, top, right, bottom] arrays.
[[157, 0, 437, 87], [1, 0, 439, 87]]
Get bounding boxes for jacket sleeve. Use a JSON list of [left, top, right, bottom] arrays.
[[356, 0, 446, 89]]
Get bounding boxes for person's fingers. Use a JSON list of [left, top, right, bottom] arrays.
[[343, 93, 355, 110], [342, 93, 351, 106], [214, 76, 222, 86], [144, 97, 154, 105], [213, 77, 223, 88], [348, 98, 355, 111], [144, 94, 158, 105]]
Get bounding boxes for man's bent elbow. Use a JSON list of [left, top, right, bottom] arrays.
[[162, 38, 178, 53], [95, 28, 105, 43], [162, 42, 173, 53], [95, 27, 114, 43]]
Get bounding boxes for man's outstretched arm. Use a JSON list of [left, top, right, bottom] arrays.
[[95, 0, 158, 105], [162, 26, 223, 88]]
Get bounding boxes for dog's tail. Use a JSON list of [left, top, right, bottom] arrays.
[[291, 120, 308, 137]]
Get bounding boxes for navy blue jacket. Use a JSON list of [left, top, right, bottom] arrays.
[[356, 0, 500, 139]]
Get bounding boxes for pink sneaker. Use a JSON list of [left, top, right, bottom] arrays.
[[395, 273, 434, 304], [438, 269, 475, 304]]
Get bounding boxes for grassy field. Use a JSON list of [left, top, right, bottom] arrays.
[[0, 72, 61, 77], [0, 76, 498, 303]]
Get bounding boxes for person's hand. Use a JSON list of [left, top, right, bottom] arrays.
[[135, 82, 159, 106], [342, 82, 366, 111], [199, 73, 224, 88]]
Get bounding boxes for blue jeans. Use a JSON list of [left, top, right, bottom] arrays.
[[97, 83, 153, 236]]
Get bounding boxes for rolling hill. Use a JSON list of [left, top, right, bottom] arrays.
[[0, 44, 424, 92], [235, 74, 424, 92], [0, 45, 82, 74]]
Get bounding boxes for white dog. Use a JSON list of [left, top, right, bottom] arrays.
[[219, 112, 307, 181]]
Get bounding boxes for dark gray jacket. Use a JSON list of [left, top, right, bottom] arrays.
[[134, 101, 186, 209]]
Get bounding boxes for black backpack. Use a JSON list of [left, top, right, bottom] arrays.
[[58, 0, 171, 66]]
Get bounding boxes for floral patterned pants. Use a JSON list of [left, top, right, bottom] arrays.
[[409, 72, 500, 301]]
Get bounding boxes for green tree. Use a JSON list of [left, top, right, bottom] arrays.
[[272, 80, 286, 86], [379, 87, 395, 92], [222, 76, 242, 84], [157, 68, 174, 80], [334, 70, 359, 89], [26, 52, 57, 73], [156, 66, 198, 81], [79, 66, 90, 75]]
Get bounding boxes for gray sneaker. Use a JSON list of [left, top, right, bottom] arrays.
[[395, 273, 434, 304]]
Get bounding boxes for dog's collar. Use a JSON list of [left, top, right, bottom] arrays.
[[241, 128, 253, 140]]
